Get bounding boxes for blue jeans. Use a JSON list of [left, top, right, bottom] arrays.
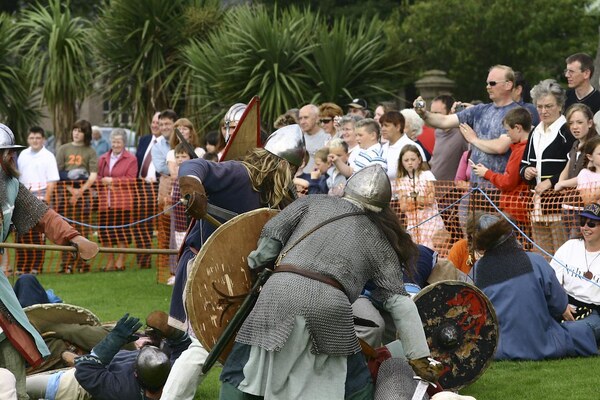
[[577, 310, 600, 343]]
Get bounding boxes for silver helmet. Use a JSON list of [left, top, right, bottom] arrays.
[[264, 124, 306, 167], [343, 165, 391, 211], [224, 103, 246, 137], [134, 345, 171, 391], [0, 124, 25, 150]]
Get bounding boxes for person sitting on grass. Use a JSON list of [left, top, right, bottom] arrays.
[[471, 213, 598, 360]]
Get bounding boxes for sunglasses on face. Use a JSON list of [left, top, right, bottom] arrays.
[[580, 218, 598, 228], [486, 80, 508, 87], [319, 118, 333, 124]]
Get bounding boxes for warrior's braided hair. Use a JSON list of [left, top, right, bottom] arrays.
[[365, 206, 419, 278], [241, 148, 295, 209]]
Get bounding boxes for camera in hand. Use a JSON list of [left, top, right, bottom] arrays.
[[414, 100, 426, 109], [455, 103, 467, 112]]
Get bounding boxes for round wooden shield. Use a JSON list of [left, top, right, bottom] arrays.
[[24, 303, 101, 333], [413, 280, 498, 390], [185, 208, 278, 362]]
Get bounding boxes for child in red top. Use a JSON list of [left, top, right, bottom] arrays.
[[471, 108, 532, 230]]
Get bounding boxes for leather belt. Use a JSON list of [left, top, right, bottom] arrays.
[[275, 264, 345, 294]]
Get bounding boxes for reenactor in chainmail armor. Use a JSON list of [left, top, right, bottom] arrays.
[[219, 165, 441, 400], [0, 123, 98, 399], [161, 124, 306, 399]]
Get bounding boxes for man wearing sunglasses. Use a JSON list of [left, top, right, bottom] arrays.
[[550, 203, 600, 347], [413, 65, 520, 187]]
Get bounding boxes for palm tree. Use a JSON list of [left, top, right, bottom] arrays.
[[0, 14, 41, 143], [17, 0, 92, 146], [182, 5, 318, 130], [92, 0, 223, 135], [183, 5, 406, 131]]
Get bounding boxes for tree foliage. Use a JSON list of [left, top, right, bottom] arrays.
[[183, 5, 405, 131], [92, 0, 223, 135], [393, 0, 599, 101], [0, 14, 41, 143], [16, 0, 92, 145]]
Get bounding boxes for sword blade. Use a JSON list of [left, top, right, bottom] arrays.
[[411, 380, 430, 400]]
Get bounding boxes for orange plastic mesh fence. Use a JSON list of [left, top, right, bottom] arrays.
[[1, 179, 594, 283], [2, 178, 185, 284]]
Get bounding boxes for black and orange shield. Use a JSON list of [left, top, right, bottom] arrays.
[[185, 208, 278, 362], [413, 280, 498, 390]]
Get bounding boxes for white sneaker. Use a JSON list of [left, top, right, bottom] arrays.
[[167, 276, 176, 286]]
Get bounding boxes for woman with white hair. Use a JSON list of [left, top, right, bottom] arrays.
[[401, 109, 432, 161], [520, 79, 575, 254]]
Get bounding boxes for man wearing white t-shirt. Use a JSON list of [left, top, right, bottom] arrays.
[[379, 111, 427, 181], [298, 104, 331, 174], [16, 127, 60, 274]]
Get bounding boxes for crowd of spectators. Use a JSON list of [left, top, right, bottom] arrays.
[[5, 53, 600, 286]]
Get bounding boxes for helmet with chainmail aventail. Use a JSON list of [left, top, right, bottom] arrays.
[[343, 164, 391, 212], [263, 124, 306, 167], [0, 124, 25, 150]]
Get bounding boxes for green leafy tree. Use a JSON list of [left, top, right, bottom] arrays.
[[183, 5, 405, 130], [182, 5, 318, 130], [392, 0, 598, 101], [92, 0, 223, 135], [0, 14, 41, 143], [17, 0, 92, 146]]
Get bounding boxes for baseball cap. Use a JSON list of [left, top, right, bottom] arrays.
[[348, 98, 368, 109], [580, 203, 600, 220]]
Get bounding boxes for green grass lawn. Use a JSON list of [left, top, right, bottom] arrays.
[[20, 270, 600, 399]]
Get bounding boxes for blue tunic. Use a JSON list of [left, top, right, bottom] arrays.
[[169, 159, 261, 328], [475, 252, 597, 360]]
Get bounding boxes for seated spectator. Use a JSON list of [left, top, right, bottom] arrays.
[[447, 211, 484, 275], [471, 214, 597, 360], [550, 203, 600, 346], [471, 107, 532, 238], [97, 128, 138, 272], [204, 131, 220, 154], [396, 144, 444, 249]]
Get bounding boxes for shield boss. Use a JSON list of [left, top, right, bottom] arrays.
[[413, 280, 498, 390]]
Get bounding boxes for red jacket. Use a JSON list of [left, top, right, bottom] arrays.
[[97, 150, 138, 210], [483, 141, 530, 222]]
